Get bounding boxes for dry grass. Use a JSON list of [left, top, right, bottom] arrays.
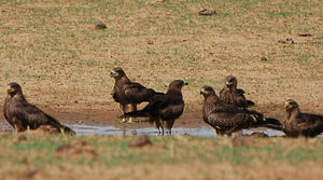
[[0, 1, 322, 179], [0, 0, 322, 114], [0, 133, 322, 179]]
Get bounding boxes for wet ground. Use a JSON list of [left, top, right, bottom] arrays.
[[0, 121, 285, 137], [69, 123, 286, 137]]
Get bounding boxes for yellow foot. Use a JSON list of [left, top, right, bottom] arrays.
[[127, 118, 134, 123], [120, 118, 127, 123]]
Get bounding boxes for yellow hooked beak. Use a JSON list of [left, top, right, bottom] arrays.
[[226, 81, 233, 85], [284, 102, 290, 109], [6, 87, 14, 94], [110, 71, 118, 77], [200, 88, 205, 95]]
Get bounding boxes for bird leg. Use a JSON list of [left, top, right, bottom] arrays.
[[120, 104, 128, 123], [162, 121, 167, 136], [166, 119, 175, 135], [27, 125, 30, 134], [154, 119, 161, 135], [14, 124, 18, 134], [127, 104, 137, 123], [161, 125, 164, 136]]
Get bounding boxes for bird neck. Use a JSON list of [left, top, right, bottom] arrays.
[[228, 86, 236, 92], [115, 75, 130, 84], [204, 95, 218, 111], [285, 108, 301, 124], [166, 89, 182, 97], [9, 93, 27, 103]]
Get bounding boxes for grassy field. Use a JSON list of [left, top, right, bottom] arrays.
[[0, 0, 322, 179], [0, 133, 322, 179], [0, 0, 322, 113]]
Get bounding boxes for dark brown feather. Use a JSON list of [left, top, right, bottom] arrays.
[[219, 75, 254, 108], [3, 82, 75, 135], [201, 86, 281, 136], [110, 67, 162, 122], [283, 99, 323, 137], [124, 80, 187, 135]]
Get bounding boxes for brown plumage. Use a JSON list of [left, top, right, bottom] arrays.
[[123, 80, 188, 135], [219, 75, 254, 109], [200, 86, 281, 136], [282, 99, 323, 137], [3, 82, 75, 135], [110, 67, 163, 123]]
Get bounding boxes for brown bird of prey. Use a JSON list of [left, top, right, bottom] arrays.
[[219, 75, 254, 108], [200, 85, 281, 136], [3, 82, 75, 135], [282, 99, 323, 137], [123, 80, 188, 135], [110, 67, 162, 123]]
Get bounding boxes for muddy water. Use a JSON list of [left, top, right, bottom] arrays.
[[69, 124, 286, 137]]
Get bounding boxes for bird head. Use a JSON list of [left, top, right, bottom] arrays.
[[200, 85, 216, 98], [110, 67, 126, 79], [168, 80, 188, 90], [6, 82, 23, 97], [284, 99, 299, 111], [225, 75, 237, 88]]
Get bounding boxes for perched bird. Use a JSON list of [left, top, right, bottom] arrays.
[[110, 67, 162, 123], [282, 99, 323, 137], [219, 75, 254, 109], [3, 82, 75, 135], [200, 85, 281, 136], [123, 80, 188, 135]]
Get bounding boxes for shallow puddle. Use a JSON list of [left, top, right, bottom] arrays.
[[69, 124, 286, 137]]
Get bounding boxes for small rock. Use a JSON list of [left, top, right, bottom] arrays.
[[95, 23, 107, 30], [22, 169, 38, 179], [129, 135, 152, 148], [286, 37, 295, 43], [260, 56, 268, 61], [17, 135, 28, 142], [71, 140, 88, 148], [278, 38, 295, 44], [278, 39, 288, 44], [147, 40, 154, 45], [298, 33, 312, 37], [56, 144, 80, 153], [198, 9, 217, 16]]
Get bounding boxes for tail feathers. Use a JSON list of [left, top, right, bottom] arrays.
[[263, 117, 282, 126], [259, 117, 283, 131], [247, 100, 255, 107], [46, 115, 76, 135]]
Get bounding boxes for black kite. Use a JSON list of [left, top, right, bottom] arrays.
[[110, 67, 162, 123], [3, 82, 75, 135], [282, 99, 323, 137], [201, 85, 281, 136], [123, 80, 188, 135], [219, 75, 255, 109]]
